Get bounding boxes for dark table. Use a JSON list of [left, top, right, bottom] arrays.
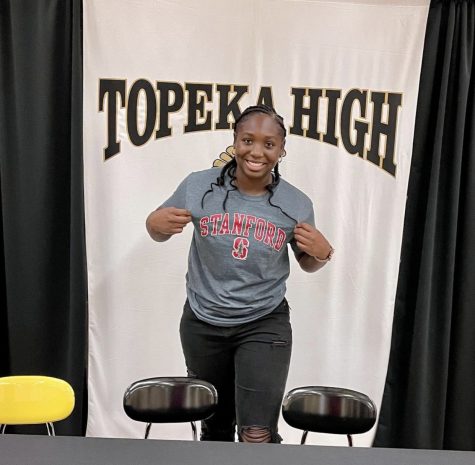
[[1, 434, 473, 465]]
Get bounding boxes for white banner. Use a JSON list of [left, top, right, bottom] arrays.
[[84, 0, 429, 445]]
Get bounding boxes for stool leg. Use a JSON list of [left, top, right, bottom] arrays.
[[46, 422, 56, 436], [347, 434, 353, 447], [1, 424, 6, 434], [301, 431, 308, 445], [144, 423, 152, 439], [191, 421, 197, 441]]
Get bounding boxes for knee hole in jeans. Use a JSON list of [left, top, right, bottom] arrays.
[[239, 426, 272, 443]]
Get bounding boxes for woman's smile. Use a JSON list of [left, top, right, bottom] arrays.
[[245, 159, 267, 170]]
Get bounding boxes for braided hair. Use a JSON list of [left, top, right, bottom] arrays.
[[201, 104, 296, 222]]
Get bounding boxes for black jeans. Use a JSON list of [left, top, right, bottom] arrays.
[[179, 299, 292, 443]]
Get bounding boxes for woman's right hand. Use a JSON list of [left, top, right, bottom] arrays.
[[146, 207, 192, 241]]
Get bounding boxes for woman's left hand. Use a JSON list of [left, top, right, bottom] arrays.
[[293, 223, 333, 260]]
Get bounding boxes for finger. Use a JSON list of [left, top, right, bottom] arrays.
[[169, 207, 192, 217], [294, 229, 317, 242], [168, 213, 192, 223], [170, 215, 192, 225], [169, 227, 185, 234], [168, 223, 188, 231], [295, 222, 317, 233], [294, 234, 314, 248], [295, 241, 312, 254]]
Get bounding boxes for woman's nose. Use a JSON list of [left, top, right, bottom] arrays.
[[250, 143, 264, 157]]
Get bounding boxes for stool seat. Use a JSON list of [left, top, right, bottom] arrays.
[[123, 377, 217, 439], [282, 386, 377, 445], [0, 375, 75, 436]]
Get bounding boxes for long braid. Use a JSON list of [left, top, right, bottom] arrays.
[[201, 158, 239, 209], [201, 104, 296, 222], [267, 163, 297, 223]]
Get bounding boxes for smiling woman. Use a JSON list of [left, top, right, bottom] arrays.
[[233, 112, 285, 195], [145, 104, 334, 443]]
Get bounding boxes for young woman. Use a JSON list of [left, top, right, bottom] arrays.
[[146, 105, 333, 443]]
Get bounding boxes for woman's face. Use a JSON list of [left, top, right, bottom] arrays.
[[233, 113, 285, 188]]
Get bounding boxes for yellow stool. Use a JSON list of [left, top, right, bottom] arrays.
[[0, 375, 75, 435]]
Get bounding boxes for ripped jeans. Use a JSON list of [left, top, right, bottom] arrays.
[[179, 299, 292, 443]]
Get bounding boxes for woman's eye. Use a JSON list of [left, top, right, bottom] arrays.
[[243, 139, 252, 144]]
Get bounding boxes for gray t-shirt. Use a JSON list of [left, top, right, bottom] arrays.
[[161, 167, 315, 326]]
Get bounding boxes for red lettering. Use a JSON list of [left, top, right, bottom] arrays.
[[200, 216, 209, 236], [209, 213, 223, 235], [263, 222, 276, 246], [254, 218, 266, 241], [232, 237, 249, 260], [218, 212, 230, 235], [274, 228, 286, 251], [231, 213, 245, 235], [243, 215, 256, 237]]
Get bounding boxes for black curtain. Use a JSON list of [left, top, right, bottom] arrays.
[[0, 0, 87, 435], [374, 0, 475, 451]]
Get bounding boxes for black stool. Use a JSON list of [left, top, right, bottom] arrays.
[[282, 386, 377, 446], [123, 377, 218, 440]]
